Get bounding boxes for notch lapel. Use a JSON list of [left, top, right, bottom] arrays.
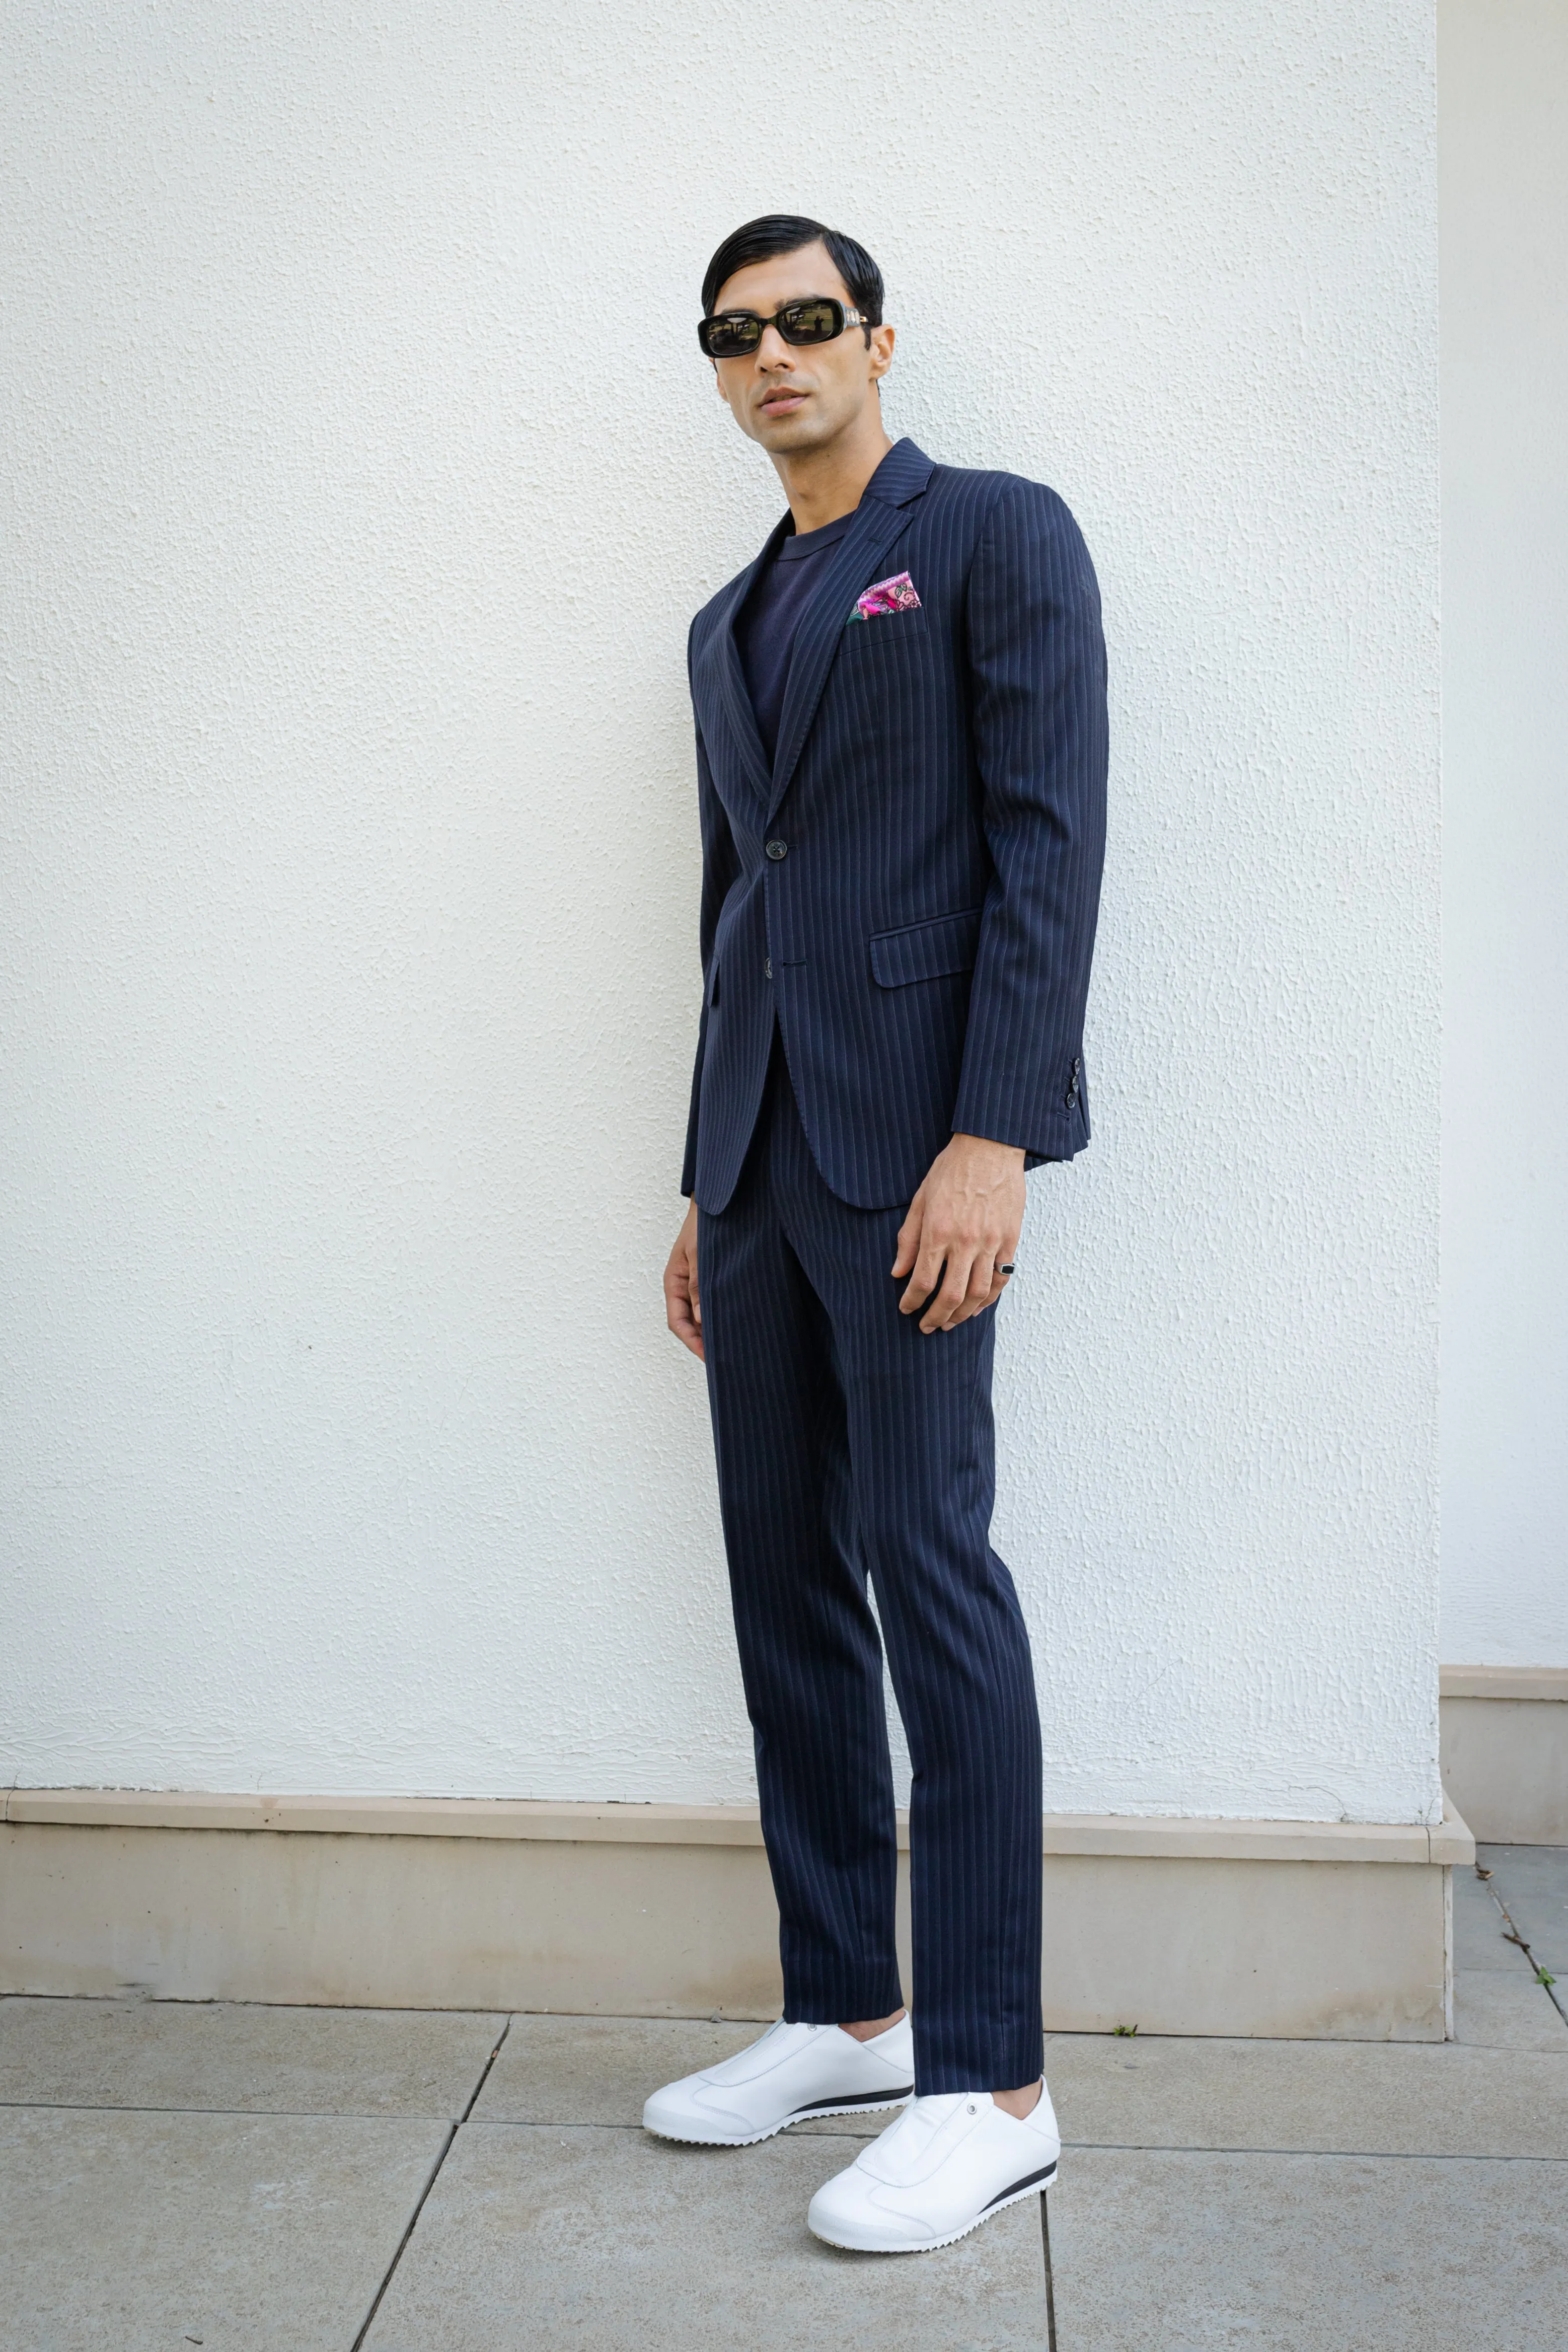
[[700, 516, 790, 811], [766, 439, 935, 820]]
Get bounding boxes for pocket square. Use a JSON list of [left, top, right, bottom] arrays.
[[848, 571, 922, 623]]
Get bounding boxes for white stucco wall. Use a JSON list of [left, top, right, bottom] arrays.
[[2, 2, 1441, 1820], [1439, 0, 1568, 1669]]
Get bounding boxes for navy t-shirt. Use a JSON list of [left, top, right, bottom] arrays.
[[736, 510, 855, 766]]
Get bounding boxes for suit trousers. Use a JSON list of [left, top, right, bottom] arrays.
[[698, 1032, 1045, 2094]]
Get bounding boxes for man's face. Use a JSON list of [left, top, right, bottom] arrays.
[[709, 240, 894, 455]]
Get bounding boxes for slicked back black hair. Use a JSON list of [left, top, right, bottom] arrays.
[[701, 214, 884, 338]]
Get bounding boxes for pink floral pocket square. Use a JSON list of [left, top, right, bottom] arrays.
[[848, 571, 922, 623]]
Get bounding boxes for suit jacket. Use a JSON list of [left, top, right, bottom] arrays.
[[682, 436, 1107, 1214]]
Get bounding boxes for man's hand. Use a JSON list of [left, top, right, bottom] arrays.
[[664, 1200, 704, 1361], [892, 1134, 1025, 1334]]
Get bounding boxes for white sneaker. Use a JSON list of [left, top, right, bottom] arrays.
[[641, 2015, 915, 2148], [807, 2082, 1061, 2252]]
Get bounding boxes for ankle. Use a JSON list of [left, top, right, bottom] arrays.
[[991, 2078, 1042, 2120], [838, 2007, 907, 2042]]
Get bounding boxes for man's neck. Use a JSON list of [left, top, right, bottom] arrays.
[[771, 412, 895, 536]]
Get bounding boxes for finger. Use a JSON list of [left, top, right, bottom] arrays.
[[968, 1249, 998, 1302], [669, 1301, 705, 1361], [920, 1247, 977, 1334], [666, 1297, 700, 1350], [891, 1199, 923, 1279], [946, 1252, 997, 1327], [900, 1239, 948, 1318], [664, 1261, 700, 1347], [899, 1238, 946, 1315]]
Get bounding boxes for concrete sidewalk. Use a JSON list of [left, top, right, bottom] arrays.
[[4, 1846, 1566, 2350]]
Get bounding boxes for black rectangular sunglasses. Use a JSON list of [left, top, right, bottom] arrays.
[[698, 298, 866, 359]]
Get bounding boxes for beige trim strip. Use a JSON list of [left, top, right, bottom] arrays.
[[1, 1787, 1472, 1864], [2, 1792, 767, 1846], [1441, 1664, 1568, 1703]]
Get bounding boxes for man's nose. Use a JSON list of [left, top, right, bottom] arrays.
[[755, 324, 794, 368]]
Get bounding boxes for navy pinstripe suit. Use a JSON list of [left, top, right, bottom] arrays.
[[683, 438, 1106, 2093]]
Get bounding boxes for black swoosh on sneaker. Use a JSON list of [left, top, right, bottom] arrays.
[[789, 2084, 916, 2113], [982, 2158, 1058, 2210]]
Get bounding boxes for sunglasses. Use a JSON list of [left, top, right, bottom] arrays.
[[697, 297, 867, 359]]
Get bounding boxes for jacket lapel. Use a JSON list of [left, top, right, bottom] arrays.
[[766, 439, 935, 819], [700, 517, 789, 811]]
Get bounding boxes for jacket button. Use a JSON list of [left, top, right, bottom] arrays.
[[765, 838, 788, 861], [1071, 1056, 1081, 1075], [764, 958, 772, 980]]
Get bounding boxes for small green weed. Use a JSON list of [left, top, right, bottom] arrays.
[[1112, 2023, 1139, 2036]]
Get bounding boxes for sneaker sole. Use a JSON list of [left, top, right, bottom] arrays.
[[643, 2090, 915, 2150], [807, 2157, 1058, 2253]]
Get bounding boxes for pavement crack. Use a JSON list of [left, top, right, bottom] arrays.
[[457, 2015, 511, 2123], [1482, 1870, 1568, 2031], [1041, 2189, 1059, 2352], [348, 2017, 512, 2348], [0, 2098, 490, 2120], [348, 2120, 455, 2352]]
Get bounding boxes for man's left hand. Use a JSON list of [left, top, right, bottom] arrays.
[[892, 1133, 1026, 1333]]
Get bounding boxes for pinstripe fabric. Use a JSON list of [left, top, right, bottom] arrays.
[[682, 438, 1105, 2094], [681, 437, 1107, 1213], [701, 1036, 1045, 2095]]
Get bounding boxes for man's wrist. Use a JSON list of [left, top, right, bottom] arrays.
[[949, 1130, 1026, 1168]]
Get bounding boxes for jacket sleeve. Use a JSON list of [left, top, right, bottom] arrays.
[[681, 696, 740, 1199], [949, 478, 1108, 1163]]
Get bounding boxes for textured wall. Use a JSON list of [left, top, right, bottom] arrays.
[[1439, 0, 1568, 1668], [1, 2, 1442, 1819]]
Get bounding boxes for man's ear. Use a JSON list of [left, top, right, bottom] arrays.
[[869, 323, 895, 382]]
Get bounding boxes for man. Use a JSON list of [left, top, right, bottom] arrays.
[[647, 214, 1107, 2254]]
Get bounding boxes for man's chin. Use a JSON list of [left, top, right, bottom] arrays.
[[751, 408, 834, 453]]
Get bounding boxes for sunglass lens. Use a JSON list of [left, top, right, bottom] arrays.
[[779, 300, 841, 345], [703, 314, 761, 357]]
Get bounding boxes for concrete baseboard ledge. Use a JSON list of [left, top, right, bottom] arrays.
[[1440, 1668, 1568, 1844], [2, 1790, 769, 1846], [1440, 1664, 1568, 1702], [0, 1790, 1470, 2040], [1, 1786, 1471, 1865]]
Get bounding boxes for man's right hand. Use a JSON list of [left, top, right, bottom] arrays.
[[664, 1200, 704, 1361]]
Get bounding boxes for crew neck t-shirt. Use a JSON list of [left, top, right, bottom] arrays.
[[736, 510, 856, 767]]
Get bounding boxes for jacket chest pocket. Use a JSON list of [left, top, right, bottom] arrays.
[[841, 612, 930, 656], [834, 612, 938, 746]]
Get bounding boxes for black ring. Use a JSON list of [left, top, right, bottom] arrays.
[[999, 1263, 1016, 1276]]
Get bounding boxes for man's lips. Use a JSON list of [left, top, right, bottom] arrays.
[[759, 388, 807, 414]]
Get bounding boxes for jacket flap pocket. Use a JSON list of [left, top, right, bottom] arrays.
[[869, 905, 983, 988]]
